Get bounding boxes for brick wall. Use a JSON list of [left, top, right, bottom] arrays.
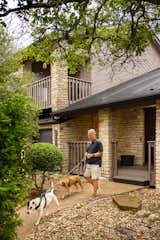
[[155, 100, 160, 189], [23, 60, 32, 73], [98, 108, 113, 180], [54, 113, 98, 171], [23, 60, 32, 81], [112, 106, 144, 166], [51, 109, 113, 178], [50, 62, 69, 110]]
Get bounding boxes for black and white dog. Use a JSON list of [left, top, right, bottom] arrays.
[[27, 182, 59, 225]]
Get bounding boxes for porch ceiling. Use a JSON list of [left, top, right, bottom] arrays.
[[52, 68, 160, 121]]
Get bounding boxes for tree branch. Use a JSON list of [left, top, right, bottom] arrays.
[[0, 0, 86, 17], [141, 0, 160, 4]]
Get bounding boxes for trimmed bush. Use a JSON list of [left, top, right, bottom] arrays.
[[25, 142, 63, 192]]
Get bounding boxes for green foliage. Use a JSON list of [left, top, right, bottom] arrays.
[[19, 0, 160, 73], [25, 142, 63, 192], [0, 24, 39, 240], [26, 142, 63, 172]]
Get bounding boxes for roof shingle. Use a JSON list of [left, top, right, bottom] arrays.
[[52, 68, 160, 118]]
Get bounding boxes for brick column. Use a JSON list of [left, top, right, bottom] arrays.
[[155, 99, 160, 189], [98, 108, 113, 180], [50, 62, 68, 111]]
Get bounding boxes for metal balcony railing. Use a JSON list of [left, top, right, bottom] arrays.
[[68, 141, 88, 174], [68, 76, 92, 104], [27, 75, 92, 109], [27, 76, 51, 109]]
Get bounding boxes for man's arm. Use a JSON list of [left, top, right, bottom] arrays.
[[87, 141, 103, 159], [87, 151, 103, 159], [92, 151, 103, 157]]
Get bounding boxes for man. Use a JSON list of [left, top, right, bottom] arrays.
[[84, 129, 103, 196]]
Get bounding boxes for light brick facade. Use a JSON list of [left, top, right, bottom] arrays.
[[155, 100, 160, 189], [52, 114, 98, 171], [50, 62, 68, 110], [112, 106, 145, 166], [98, 108, 113, 180], [23, 42, 160, 188]]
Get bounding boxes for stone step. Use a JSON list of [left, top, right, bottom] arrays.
[[112, 176, 149, 186]]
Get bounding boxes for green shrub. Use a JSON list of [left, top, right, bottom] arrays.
[[25, 142, 63, 192], [0, 25, 38, 240]]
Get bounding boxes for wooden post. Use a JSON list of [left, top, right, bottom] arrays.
[[148, 141, 151, 182], [112, 140, 118, 177], [148, 141, 155, 185]]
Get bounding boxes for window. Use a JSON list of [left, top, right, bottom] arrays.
[[39, 129, 52, 143]]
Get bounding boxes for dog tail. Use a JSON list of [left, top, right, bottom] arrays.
[[50, 181, 54, 191], [47, 181, 55, 193]]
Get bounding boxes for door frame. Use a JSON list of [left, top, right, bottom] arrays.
[[144, 106, 156, 165], [144, 106, 156, 186]]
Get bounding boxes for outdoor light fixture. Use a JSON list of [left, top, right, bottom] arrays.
[[43, 62, 47, 69]]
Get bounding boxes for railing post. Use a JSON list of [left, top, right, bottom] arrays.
[[68, 141, 88, 174], [147, 140, 155, 184], [112, 140, 118, 177], [27, 76, 51, 109], [148, 141, 151, 182], [68, 76, 92, 104]]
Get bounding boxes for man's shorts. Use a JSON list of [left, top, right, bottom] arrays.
[[84, 164, 100, 180]]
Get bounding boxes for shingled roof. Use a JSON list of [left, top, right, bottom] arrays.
[[52, 68, 160, 120]]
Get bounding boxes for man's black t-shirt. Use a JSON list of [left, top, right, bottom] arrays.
[[86, 139, 103, 167]]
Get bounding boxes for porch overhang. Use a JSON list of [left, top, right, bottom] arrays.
[[52, 68, 160, 123]]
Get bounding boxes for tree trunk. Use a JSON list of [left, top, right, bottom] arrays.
[[40, 171, 46, 193]]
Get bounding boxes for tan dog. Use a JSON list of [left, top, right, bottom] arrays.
[[60, 175, 83, 199]]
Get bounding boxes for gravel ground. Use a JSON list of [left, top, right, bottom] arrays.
[[26, 188, 160, 240]]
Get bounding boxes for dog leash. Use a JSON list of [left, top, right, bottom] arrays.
[[35, 193, 47, 210], [68, 158, 86, 175]]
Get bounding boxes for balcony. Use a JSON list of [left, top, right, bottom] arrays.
[[27, 75, 92, 109], [27, 76, 51, 109], [68, 76, 92, 105]]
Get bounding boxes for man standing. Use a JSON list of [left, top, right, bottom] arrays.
[[84, 129, 103, 196]]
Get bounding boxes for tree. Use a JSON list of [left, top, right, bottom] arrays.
[[25, 142, 63, 193], [0, 25, 39, 240], [1, 1, 160, 73]]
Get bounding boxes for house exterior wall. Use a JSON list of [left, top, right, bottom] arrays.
[[23, 60, 32, 73], [79, 65, 91, 82], [98, 108, 113, 180], [23, 60, 32, 81], [155, 99, 160, 189], [50, 62, 69, 110], [25, 42, 160, 188], [23, 43, 160, 112], [39, 102, 160, 189], [23, 60, 50, 81], [53, 114, 99, 171], [112, 106, 145, 166], [51, 108, 113, 179], [91, 44, 160, 94]]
